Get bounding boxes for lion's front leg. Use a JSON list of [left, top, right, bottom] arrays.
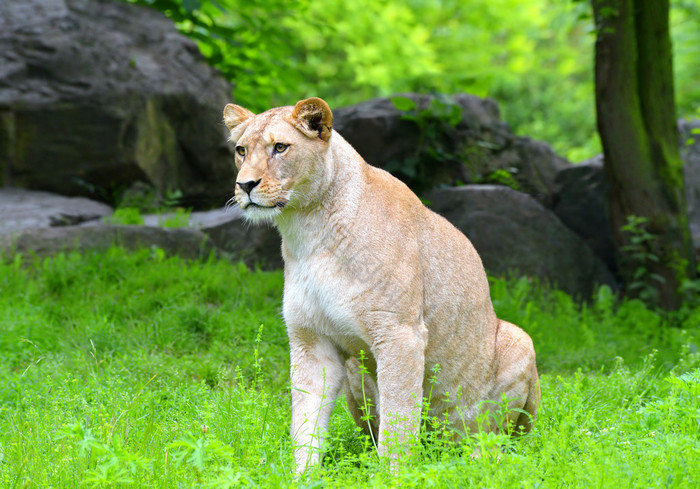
[[288, 328, 345, 473], [373, 328, 426, 463]]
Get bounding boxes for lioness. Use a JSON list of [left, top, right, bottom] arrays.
[[223, 97, 540, 472]]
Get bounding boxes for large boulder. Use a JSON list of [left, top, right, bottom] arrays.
[[0, 225, 214, 260], [427, 185, 617, 299], [553, 118, 700, 268], [0, 0, 235, 207], [0, 186, 280, 266], [334, 94, 569, 205], [0, 187, 113, 233], [143, 207, 283, 269], [551, 155, 617, 275]]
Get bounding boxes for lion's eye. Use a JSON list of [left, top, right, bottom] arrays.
[[273, 143, 289, 154], [236, 146, 246, 157]]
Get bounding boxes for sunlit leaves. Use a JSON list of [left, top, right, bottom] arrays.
[[123, 0, 700, 161]]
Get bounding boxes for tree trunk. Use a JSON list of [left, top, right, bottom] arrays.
[[592, 0, 696, 309]]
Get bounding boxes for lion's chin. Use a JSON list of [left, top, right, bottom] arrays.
[[242, 205, 283, 223]]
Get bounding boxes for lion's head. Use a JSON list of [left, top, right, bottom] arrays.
[[223, 97, 334, 223]]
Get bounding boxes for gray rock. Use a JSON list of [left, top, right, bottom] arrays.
[[334, 94, 506, 168], [552, 155, 617, 275], [333, 96, 422, 169], [679, 118, 700, 256], [143, 207, 283, 269], [427, 185, 617, 299], [0, 224, 214, 260], [0, 187, 113, 233], [0, 185, 281, 267], [0, 0, 235, 207], [553, 118, 700, 268], [334, 93, 569, 205]]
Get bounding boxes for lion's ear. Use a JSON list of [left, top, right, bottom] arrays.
[[290, 97, 333, 142], [223, 103, 255, 142]]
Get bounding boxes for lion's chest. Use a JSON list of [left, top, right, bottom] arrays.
[[283, 256, 373, 350]]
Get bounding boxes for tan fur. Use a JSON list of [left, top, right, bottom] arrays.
[[223, 97, 540, 473]]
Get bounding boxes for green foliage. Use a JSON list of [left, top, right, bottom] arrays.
[[124, 0, 311, 110], [683, 107, 700, 147], [671, 0, 700, 119], [107, 205, 193, 229], [618, 215, 700, 311], [385, 95, 462, 190], [1, 248, 699, 486], [161, 189, 185, 209], [115, 183, 187, 213], [477, 168, 521, 190], [56, 422, 153, 485], [109, 186, 193, 228], [161, 207, 193, 228], [387, 95, 521, 191], [620, 215, 666, 306], [106, 207, 145, 225], [122, 0, 700, 163]]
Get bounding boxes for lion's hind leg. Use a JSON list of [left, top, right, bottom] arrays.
[[489, 320, 540, 435], [344, 357, 380, 443]]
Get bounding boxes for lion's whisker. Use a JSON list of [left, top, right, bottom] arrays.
[[225, 195, 239, 211]]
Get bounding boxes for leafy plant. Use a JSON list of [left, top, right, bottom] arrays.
[[56, 423, 153, 486], [169, 430, 236, 473], [356, 349, 378, 452], [123, 0, 311, 111], [477, 168, 521, 190], [106, 207, 145, 226], [385, 95, 463, 191], [110, 185, 193, 227], [161, 189, 185, 209], [120, 0, 700, 163], [162, 207, 192, 228], [620, 215, 665, 305]]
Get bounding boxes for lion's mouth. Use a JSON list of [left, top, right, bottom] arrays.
[[243, 201, 287, 210]]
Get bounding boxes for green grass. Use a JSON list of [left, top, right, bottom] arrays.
[[1, 248, 699, 487]]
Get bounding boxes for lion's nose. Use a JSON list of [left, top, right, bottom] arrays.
[[237, 179, 261, 195]]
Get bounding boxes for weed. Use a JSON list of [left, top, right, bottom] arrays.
[[162, 207, 192, 228], [619, 215, 700, 314], [108, 185, 192, 228], [476, 168, 520, 190], [356, 349, 378, 452], [105, 207, 145, 226], [620, 215, 665, 305]]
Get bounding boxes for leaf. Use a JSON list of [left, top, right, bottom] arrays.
[[181, 0, 201, 13], [400, 113, 426, 129], [447, 104, 462, 127], [599, 7, 618, 19], [633, 268, 647, 280], [678, 369, 700, 384], [649, 273, 666, 284], [391, 96, 416, 112]]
